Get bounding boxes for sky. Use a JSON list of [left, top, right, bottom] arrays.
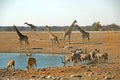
[[0, 0, 120, 26]]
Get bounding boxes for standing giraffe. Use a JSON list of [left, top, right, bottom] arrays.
[[45, 25, 59, 47], [24, 22, 37, 31], [63, 20, 77, 44], [75, 24, 90, 41], [13, 25, 29, 50]]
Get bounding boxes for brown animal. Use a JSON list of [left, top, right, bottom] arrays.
[[74, 24, 90, 42], [71, 53, 81, 65], [61, 54, 71, 66], [26, 54, 37, 70], [6, 59, 15, 70], [88, 51, 96, 61], [95, 52, 108, 62], [24, 22, 37, 31], [62, 52, 81, 66], [45, 25, 59, 47], [13, 25, 29, 50], [80, 53, 91, 64], [63, 20, 77, 44], [93, 49, 108, 62]]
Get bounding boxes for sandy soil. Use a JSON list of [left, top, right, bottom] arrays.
[[0, 31, 120, 80]]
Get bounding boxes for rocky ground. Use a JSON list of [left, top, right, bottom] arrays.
[[0, 31, 120, 80]]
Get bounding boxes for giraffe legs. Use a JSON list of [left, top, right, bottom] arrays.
[[68, 34, 71, 44], [82, 34, 90, 44], [82, 38, 85, 44], [87, 33, 90, 41], [56, 38, 59, 46], [52, 38, 59, 47], [87, 37, 90, 43], [50, 39, 54, 48], [63, 33, 71, 44], [25, 41, 28, 50], [52, 40, 54, 47], [54, 38, 59, 47], [63, 35, 66, 44], [25, 38, 29, 49], [19, 40, 23, 50], [19, 38, 29, 51], [82, 35, 85, 44], [88, 37, 89, 41]]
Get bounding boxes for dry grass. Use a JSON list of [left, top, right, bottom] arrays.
[[0, 31, 120, 80]]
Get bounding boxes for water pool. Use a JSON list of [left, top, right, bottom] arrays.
[[0, 53, 65, 70]]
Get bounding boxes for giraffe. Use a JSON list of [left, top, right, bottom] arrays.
[[45, 25, 59, 47], [63, 20, 77, 44], [75, 24, 90, 41], [24, 22, 37, 31], [13, 25, 29, 50]]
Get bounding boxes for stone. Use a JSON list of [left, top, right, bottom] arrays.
[[70, 74, 82, 78], [40, 75, 46, 79], [56, 77, 61, 80], [46, 75, 52, 79], [104, 76, 111, 80], [88, 72, 94, 77], [111, 75, 115, 79], [31, 75, 36, 78], [60, 77, 69, 80], [51, 76, 56, 80]]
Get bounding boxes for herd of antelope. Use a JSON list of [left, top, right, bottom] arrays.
[[7, 48, 108, 71], [61, 48, 108, 66]]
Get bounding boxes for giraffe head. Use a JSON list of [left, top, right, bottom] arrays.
[[70, 20, 77, 28], [74, 20, 77, 24], [26, 53, 32, 58], [45, 25, 49, 28], [45, 25, 50, 31], [13, 25, 16, 28], [24, 22, 27, 24]]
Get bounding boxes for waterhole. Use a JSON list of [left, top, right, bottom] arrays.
[[0, 53, 65, 70]]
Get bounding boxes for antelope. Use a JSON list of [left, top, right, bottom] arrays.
[[95, 52, 108, 62], [26, 54, 37, 70], [80, 53, 91, 64], [61, 54, 71, 66], [94, 49, 108, 63], [6, 59, 15, 71]]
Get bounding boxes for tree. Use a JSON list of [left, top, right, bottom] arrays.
[[107, 23, 119, 31], [92, 21, 102, 31]]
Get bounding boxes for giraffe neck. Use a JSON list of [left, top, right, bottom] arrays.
[[14, 26, 24, 37], [25, 23, 35, 29], [25, 23, 31, 26], [46, 27, 53, 36], [76, 25, 85, 33], [69, 21, 76, 30], [70, 21, 76, 27]]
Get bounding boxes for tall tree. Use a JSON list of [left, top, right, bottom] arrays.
[[92, 21, 102, 31]]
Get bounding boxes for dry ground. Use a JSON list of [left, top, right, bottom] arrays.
[[0, 31, 120, 80]]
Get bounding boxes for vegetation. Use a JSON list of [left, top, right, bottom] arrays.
[[92, 21, 102, 31], [0, 22, 120, 31], [106, 23, 120, 31]]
